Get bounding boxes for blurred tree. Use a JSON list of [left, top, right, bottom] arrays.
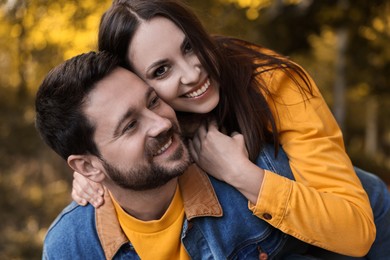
[[211, 0, 390, 179], [0, 0, 388, 258], [0, 0, 110, 258]]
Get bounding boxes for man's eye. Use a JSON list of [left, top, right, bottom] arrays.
[[153, 66, 168, 77], [149, 96, 160, 108], [123, 121, 137, 133]]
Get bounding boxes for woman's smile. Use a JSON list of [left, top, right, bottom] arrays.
[[182, 78, 210, 98]]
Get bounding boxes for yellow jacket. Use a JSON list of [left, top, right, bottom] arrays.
[[250, 59, 375, 256]]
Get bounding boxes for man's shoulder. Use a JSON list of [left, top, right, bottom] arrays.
[[43, 201, 105, 259], [46, 201, 95, 234]]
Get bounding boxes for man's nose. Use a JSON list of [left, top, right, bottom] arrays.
[[144, 110, 172, 137]]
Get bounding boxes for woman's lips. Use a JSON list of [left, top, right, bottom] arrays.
[[183, 78, 211, 98]]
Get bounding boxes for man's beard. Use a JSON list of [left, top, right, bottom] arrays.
[[101, 128, 191, 191]]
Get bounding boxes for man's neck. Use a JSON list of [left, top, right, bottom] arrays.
[[106, 178, 179, 221]]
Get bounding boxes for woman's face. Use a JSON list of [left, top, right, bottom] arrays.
[[127, 16, 220, 114]]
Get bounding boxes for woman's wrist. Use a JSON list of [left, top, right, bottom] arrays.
[[225, 159, 265, 204]]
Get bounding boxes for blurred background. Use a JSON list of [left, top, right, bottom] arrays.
[[0, 0, 389, 258]]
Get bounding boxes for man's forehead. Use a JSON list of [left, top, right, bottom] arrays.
[[84, 68, 152, 120], [93, 68, 149, 100], [104, 67, 146, 89], [83, 68, 154, 144]]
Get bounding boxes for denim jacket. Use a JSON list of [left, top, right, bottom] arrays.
[[42, 144, 390, 259], [42, 144, 311, 260]]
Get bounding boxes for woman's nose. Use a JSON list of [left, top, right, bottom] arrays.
[[180, 60, 201, 85]]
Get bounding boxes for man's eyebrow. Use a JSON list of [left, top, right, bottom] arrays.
[[145, 86, 154, 100], [113, 86, 154, 138]]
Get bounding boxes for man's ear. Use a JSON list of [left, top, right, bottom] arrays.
[[67, 155, 105, 183]]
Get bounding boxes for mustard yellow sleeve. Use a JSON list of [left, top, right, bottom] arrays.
[[250, 68, 375, 256]]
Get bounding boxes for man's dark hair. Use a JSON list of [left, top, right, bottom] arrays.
[[35, 51, 120, 160]]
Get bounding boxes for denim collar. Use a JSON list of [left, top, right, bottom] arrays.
[[95, 164, 223, 259]]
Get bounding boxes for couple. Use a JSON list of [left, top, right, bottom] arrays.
[[36, 0, 390, 259]]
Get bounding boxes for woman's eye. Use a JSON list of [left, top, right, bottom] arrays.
[[153, 66, 168, 77], [184, 41, 193, 53]]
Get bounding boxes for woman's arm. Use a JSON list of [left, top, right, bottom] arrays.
[[260, 67, 375, 255], [190, 68, 375, 256]]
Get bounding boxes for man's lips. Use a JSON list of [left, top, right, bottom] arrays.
[[153, 137, 173, 156]]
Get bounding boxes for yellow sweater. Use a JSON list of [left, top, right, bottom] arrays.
[[250, 58, 375, 255], [111, 187, 190, 260]]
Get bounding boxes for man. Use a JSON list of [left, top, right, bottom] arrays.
[[36, 51, 314, 259], [36, 51, 390, 259]]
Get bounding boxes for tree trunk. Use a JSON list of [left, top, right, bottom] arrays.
[[365, 96, 378, 156], [333, 26, 348, 133]]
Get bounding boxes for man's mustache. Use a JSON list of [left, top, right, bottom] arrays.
[[146, 122, 182, 157]]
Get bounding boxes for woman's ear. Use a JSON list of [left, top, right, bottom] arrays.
[[67, 155, 105, 183]]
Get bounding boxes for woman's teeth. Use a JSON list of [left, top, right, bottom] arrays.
[[154, 138, 173, 156], [185, 79, 210, 98]]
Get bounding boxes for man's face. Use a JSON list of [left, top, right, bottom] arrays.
[[84, 67, 191, 190]]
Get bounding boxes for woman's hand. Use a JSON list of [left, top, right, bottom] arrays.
[[189, 120, 248, 182], [188, 120, 264, 203], [72, 171, 105, 208]]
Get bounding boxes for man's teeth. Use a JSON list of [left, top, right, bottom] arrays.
[[155, 138, 173, 156], [185, 79, 210, 98]]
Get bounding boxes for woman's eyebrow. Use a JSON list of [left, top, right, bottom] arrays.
[[146, 59, 168, 73], [180, 36, 188, 51]]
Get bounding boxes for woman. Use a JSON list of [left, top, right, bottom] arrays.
[[73, 0, 390, 257]]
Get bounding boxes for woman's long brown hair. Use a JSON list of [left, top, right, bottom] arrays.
[[99, 0, 313, 161]]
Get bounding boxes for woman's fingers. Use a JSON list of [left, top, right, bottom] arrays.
[[72, 171, 105, 208], [207, 119, 218, 131]]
